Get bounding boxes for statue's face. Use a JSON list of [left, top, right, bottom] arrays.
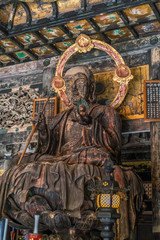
[[65, 73, 89, 105]]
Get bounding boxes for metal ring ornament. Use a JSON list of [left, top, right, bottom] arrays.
[[51, 34, 133, 109]]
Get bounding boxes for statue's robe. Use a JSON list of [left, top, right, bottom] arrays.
[[0, 105, 143, 239]]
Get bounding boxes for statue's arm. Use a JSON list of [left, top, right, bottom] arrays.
[[33, 114, 49, 153], [100, 107, 122, 158]]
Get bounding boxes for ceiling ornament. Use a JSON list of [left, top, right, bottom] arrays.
[[51, 34, 133, 109]]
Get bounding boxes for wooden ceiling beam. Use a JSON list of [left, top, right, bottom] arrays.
[[58, 25, 73, 39], [6, 53, 19, 63], [0, 0, 155, 39], [117, 11, 139, 39], [25, 49, 38, 60], [51, 1, 58, 19], [33, 31, 61, 55], [149, 2, 160, 22], [8, 37, 38, 60], [8, 2, 17, 31], [87, 18, 111, 44], [0, 46, 5, 54], [20, 2, 32, 26], [1, 27, 160, 58], [0, 23, 8, 37], [0, 0, 13, 7], [9, 36, 24, 49], [81, 0, 87, 12]]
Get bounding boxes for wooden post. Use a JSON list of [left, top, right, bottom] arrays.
[[151, 122, 160, 238], [42, 67, 53, 97], [150, 47, 160, 239]]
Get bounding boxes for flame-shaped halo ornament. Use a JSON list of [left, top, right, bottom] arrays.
[[51, 34, 133, 109]]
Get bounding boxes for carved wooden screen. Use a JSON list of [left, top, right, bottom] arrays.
[[33, 97, 57, 130], [144, 80, 160, 122]]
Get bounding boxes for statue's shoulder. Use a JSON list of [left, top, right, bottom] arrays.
[[90, 104, 119, 117]]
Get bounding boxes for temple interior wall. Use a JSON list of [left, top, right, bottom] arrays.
[[0, 46, 152, 175], [0, 42, 159, 239]]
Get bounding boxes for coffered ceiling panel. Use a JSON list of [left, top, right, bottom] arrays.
[[0, 39, 19, 51], [40, 27, 67, 40], [0, 0, 159, 68], [14, 51, 31, 60], [55, 40, 74, 51], [89, 33, 104, 41], [66, 20, 95, 37], [134, 21, 160, 35], [15, 33, 41, 46], [106, 27, 132, 40], [0, 55, 12, 64], [32, 45, 54, 57], [124, 4, 156, 23], [93, 13, 124, 31]]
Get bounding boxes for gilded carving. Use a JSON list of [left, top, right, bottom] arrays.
[[75, 34, 94, 53]]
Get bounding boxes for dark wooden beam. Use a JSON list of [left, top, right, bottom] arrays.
[[0, 0, 13, 7], [150, 122, 160, 238], [0, 46, 5, 54], [6, 53, 20, 63], [6, 37, 38, 60], [1, 0, 155, 38], [122, 119, 150, 133], [8, 2, 17, 31], [0, 23, 8, 36], [20, 2, 32, 26], [58, 25, 73, 39], [117, 11, 139, 39], [149, 47, 160, 238], [81, 0, 87, 12], [25, 49, 38, 60], [87, 18, 111, 44], [1, 31, 160, 61], [149, 2, 160, 22], [33, 31, 61, 55], [51, 1, 58, 19], [9, 36, 24, 49]]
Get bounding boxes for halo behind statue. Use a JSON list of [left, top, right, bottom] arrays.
[[51, 34, 133, 109]]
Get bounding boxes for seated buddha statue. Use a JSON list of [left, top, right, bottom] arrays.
[[0, 66, 143, 240]]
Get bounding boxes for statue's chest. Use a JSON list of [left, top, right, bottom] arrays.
[[64, 118, 84, 143]]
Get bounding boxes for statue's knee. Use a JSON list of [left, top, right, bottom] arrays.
[[41, 210, 71, 232]]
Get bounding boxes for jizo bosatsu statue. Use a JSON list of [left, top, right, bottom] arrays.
[[0, 35, 143, 240]]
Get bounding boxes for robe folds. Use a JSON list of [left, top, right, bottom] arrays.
[[0, 105, 143, 239]]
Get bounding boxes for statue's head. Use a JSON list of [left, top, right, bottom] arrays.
[[64, 66, 96, 105]]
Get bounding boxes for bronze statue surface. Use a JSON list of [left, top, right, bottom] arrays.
[[0, 66, 143, 240]]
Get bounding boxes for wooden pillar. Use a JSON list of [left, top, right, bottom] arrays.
[[150, 47, 160, 239], [42, 67, 53, 96], [151, 122, 160, 238]]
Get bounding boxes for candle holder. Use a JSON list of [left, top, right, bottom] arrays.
[[29, 215, 42, 240], [29, 234, 42, 240]]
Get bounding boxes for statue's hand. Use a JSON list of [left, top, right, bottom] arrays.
[[32, 113, 47, 131]]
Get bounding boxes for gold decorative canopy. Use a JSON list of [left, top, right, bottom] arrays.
[[0, 0, 160, 67]]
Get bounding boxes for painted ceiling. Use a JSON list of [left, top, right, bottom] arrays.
[[0, 0, 160, 67]]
